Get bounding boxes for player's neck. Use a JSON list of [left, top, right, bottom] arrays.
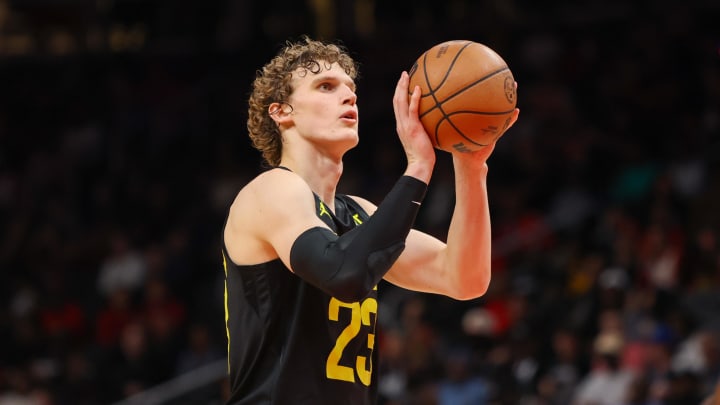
[[279, 152, 343, 210]]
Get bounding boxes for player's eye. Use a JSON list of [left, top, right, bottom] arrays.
[[319, 82, 333, 91]]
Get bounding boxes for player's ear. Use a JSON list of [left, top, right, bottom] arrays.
[[269, 102, 294, 126]]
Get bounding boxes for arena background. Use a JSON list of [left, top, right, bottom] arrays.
[[1, 0, 719, 404]]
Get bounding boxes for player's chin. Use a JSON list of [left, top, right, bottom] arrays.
[[329, 132, 359, 154], [338, 129, 359, 145], [345, 136, 360, 150]]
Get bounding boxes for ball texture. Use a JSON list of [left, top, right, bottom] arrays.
[[408, 40, 517, 153]]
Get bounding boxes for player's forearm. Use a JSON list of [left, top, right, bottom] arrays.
[[443, 157, 492, 299]]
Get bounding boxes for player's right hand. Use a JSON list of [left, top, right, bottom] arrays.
[[393, 71, 435, 183]]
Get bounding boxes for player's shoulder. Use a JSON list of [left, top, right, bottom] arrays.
[[241, 168, 308, 198], [232, 168, 313, 213], [226, 168, 313, 239]]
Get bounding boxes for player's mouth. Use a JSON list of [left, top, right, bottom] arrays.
[[340, 110, 358, 123]]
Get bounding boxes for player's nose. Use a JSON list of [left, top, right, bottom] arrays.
[[342, 86, 357, 106]]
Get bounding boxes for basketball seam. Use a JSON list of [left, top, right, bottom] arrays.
[[427, 65, 511, 147], [422, 41, 474, 104], [422, 41, 474, 146], [419, 66, 511, 119], [418, 41, 515, 150], [439, 67, 511, 106], [440, 110, 514, 147], [446, 109, 516, 116]]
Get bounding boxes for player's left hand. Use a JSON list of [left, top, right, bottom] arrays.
[[464, 107, 520, 163]]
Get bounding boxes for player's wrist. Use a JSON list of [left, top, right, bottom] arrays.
[[453, 150, 489, 166], [453, 154, 489, 178], [404, 160, 434, 183]]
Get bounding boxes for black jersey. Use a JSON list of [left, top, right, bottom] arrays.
[[221, 192, 378, 405]]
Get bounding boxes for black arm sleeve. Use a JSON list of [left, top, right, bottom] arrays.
[[289, 176, 427, 302]]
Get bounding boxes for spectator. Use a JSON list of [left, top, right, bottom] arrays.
[[96, 232, 147, 298], [0, 0, 717, 403], [94, 288, 136, 348], [436, 348, 491, 405], [572, 332, 635, 405]]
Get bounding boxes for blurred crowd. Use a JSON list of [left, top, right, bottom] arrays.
[[1, 0, 719, 404]]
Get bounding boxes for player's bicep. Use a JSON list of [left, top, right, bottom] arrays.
[[384, 229, 448, 294], [257, 183, 329, 270], [349, 194, 449, 294]]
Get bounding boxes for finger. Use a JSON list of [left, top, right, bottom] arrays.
[[408, 85, 420, 118], [494, 108, 520, 143], [393, 71, 409, 118], [506, 108, 520, 130]]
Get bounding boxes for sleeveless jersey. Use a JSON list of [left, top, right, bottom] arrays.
[[221, 192, 378, 404]]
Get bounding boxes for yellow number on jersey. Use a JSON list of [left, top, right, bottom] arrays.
[[326, 292, 377, 385]]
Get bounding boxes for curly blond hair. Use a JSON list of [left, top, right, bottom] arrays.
[[247, 36, 359, 167]]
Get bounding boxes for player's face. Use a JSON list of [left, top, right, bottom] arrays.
[[287, 62, 359, 151]]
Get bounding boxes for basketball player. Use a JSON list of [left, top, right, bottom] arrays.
[[221, 36, 519, 404]]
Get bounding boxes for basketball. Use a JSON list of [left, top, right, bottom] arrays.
[[408, 40, 517, 153]]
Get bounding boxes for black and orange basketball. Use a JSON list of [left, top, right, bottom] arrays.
[[408, 40, 517, 153]]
